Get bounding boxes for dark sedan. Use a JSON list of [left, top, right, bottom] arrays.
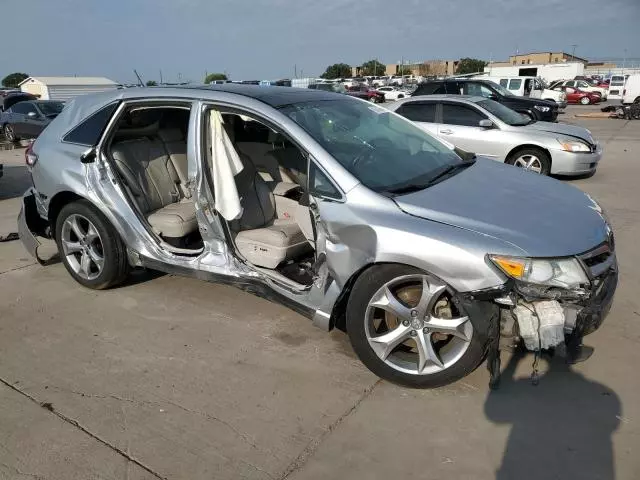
[[1, 100, 64, 141]]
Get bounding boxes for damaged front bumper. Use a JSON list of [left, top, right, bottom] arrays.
[[507, 265, 618, 351]]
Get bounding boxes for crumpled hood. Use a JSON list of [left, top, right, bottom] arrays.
[[522, 121, 595, 144], [394, 159, 608, 257]]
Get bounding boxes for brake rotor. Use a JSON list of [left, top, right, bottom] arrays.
[[383, 284, 450, 342]]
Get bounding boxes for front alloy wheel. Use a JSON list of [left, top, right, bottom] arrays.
[[347, 265, 487, 388], [365, 275, 473, 375]]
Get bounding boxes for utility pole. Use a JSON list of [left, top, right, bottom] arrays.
[[294, 64, 297, 79], [570, 44, 577, 61], [160, 69, 163, 84], [623, 49, 627, 72]]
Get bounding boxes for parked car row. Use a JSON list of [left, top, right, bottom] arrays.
[[411, 79, 559, 122], [18, 84, 617, 389]]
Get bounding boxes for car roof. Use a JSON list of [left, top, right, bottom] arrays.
[[183, 84, 344, 106], [390, 94, 486, 109]]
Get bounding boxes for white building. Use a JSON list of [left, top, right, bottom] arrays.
[[19, 76, 119, 101], [483, 62, 585, 83]]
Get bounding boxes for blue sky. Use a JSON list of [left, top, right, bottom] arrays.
[[3, 0, 639, 84]]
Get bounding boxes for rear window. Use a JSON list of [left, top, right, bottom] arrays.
[[396, 102, 437, 123], [63, 103, 118, 146]]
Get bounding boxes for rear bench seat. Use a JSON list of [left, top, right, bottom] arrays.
[[111, 126, 197, 239]]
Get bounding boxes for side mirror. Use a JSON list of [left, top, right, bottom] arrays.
[[488, 93, 498, 100], [479, 119, 494, 129], [27, 111, 37, 118]]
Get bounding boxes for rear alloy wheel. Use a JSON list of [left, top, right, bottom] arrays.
[[507, 148, 551, 175], [347, 265, 487, 388], [55, 200, 129, 289], [4, 124, 18, 142], [580, 96, 591, 105]]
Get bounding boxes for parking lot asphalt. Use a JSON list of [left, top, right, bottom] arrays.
[[1, 106, 639, 480]]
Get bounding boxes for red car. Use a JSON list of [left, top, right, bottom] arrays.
[[346, 85, 385, 103], [554, 86, 601, 105]]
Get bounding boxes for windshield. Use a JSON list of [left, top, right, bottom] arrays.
[[486, 81, 515, 97], [36, 101, 64, 116], [476, 99, 530, 126], [280, 99, 467, 194]]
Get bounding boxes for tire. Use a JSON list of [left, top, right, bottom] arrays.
[[506, 147, 551, 175], [55, 200, 129, 289], [346, 264, 488, 388], [580, 96, 591, 105], [4, 124, 19, 142]]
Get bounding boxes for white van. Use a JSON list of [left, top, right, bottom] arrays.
[[480, 76, 567, 108], [622, 75, 640, 104], [607, 75, 626, 101]]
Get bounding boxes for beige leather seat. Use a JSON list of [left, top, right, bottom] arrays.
[[233, 154, 311, 269], [111, 131, 197, 239]]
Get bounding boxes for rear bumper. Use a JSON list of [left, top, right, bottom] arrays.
[[17, 190, 48, 262], [550, 146, 603, 176]]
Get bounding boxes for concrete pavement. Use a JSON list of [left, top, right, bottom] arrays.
[[1, 109, 639, 479]]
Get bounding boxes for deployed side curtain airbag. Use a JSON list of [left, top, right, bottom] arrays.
[[210, 110, 244, 221]]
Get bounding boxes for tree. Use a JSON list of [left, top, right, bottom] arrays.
[[360, 59, 385, 76], [320, 63, 352, 79], [2, 72, 29, 88], [397, 66, 413, 76], [146, 80, 158, 86], [204, 72, 228, 84], [456, 58, 488, 75]]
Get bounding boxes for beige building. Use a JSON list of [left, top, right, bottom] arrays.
[[491, 51, 589, 67], [351, 59, 459, 77]]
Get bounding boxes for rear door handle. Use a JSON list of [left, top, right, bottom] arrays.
[[440, 129, 453, 135]]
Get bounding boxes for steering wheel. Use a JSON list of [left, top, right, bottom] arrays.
[[351, 138, 394, 171]]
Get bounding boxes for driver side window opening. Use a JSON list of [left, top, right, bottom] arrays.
[[105, 102, 201, 251], [203, 108, 317, 287]]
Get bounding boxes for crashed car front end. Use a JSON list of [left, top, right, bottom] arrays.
[[488, 238, 617, 354]]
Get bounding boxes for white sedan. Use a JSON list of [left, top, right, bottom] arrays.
[[376, 86, 411, 101]]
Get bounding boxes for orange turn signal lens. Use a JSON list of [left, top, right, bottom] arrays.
[[490, 256, 526, 279]]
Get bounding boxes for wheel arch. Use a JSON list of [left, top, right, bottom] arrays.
[[47, 191, 87, 238], [505, 144, 552, 168], [330, 261, 455, 332]]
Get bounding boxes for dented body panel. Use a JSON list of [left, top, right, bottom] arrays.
[[19, 85, 616, 352]]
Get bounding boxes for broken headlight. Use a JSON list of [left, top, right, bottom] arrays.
[[489, 255, 590, 290]]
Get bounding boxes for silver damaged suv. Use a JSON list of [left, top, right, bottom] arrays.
[[18, 86, 617, 388]]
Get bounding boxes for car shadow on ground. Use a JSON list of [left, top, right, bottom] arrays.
[[0, 165, 31, 201], [553, 171, 597, 182], [121, 268, 166, 287], [485, 349, 621, 480]]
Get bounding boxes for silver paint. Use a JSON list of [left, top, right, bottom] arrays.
[[21, 87, 611, 332]]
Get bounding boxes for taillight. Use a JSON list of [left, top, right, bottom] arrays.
[[25, 142, 38, 167]]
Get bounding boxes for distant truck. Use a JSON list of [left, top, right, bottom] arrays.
[[477, 76, 567, 108]]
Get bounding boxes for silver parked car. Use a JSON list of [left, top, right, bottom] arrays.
[[388, 95, 602, 176], [18, 86, 617, 388]]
